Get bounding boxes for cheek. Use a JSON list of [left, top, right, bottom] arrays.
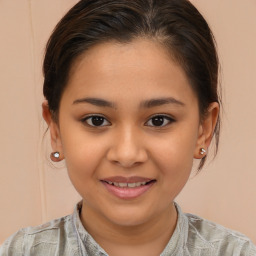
[[152, 128, 198, 168], [60, 128, 107, 189], [63, 144, 105, 201], [154, 143, 193, 200], [150, 125, 199, 191]]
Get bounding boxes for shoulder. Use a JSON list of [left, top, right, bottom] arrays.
[[0, 215, 80, 256], [185, 212, 256, 255]]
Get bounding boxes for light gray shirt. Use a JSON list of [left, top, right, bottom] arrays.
[[1, 202, 255, 256]]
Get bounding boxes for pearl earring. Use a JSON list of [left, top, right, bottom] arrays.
[[52, 152, 60, 159], [200, 148, 206, 155]]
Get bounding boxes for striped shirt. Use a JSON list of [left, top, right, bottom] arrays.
[[1, 202, 255, 256]]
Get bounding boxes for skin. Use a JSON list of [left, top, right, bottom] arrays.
[[43, 38, 219, 256]]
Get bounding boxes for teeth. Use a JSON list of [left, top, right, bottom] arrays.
[[105, 181, 148, 188], [119, 183, 127, 188]]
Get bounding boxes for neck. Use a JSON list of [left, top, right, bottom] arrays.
[[80, 202, 178, 256]]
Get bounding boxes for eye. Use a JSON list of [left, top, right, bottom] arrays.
[[82, 115, 111, 127], [145, 115, 175, 127]]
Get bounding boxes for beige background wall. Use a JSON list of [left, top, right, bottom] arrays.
[[0, 0, 255, 244]]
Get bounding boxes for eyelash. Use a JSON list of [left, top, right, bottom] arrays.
[[146, 115, 175, 127], [81, 114, 175, 128], [82, 115, 111, 127]]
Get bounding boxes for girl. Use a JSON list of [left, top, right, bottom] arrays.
[[1, 0, 255, 255]]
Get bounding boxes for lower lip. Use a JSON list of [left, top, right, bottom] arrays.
[[102, 181, 155, 200]]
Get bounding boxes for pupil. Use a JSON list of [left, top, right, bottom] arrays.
[[152, 116, 164, 126], [92, 116, 104, 126]]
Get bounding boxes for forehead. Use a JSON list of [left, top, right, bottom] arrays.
[[71, 39, 181, 81], [64, 38, 197, 106]]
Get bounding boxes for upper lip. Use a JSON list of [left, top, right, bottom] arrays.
[[101, 176, 155, 183]]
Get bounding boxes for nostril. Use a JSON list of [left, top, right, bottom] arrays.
[[114, 160, 142, 168], [107, 151, 147, 168], [106, 135, 148, 167]]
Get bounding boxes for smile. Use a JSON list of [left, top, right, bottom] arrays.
[[104, 181, 148, 188], [101, 177, 156, 199]]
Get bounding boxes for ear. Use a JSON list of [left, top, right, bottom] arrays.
[[194, 102, 219, 159], [42, 100, 64, 161]]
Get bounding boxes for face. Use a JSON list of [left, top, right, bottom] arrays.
[[44, 39, 217, 227]]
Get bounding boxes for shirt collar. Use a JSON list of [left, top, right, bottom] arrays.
[[72, 201, 188, 256]]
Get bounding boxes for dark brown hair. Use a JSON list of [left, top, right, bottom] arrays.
[[43, 0, 221, 169]]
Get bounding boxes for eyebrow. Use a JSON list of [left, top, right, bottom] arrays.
[[72, 97, 185, 108], [140, 97, 185, 108], [73, 97, 115, 108]]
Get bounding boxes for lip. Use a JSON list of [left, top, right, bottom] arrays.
[[102, 176, 152, 183], [101, 176, 156, 200]]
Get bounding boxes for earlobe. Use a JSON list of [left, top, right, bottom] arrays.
[[42, 100, 64, 161], [50, 151, 63, 162], [194, 102, 219, 159]]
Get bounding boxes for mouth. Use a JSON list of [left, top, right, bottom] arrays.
[[100, 176, 156, 199], [102, 180, 155, 188]]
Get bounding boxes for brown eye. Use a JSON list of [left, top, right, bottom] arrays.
[[83, 115, 111, 127], [146, 115, 174, 127], [152, 116, 164, 126]]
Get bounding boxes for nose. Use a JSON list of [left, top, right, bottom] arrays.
[[106, 126, 148, 168]]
